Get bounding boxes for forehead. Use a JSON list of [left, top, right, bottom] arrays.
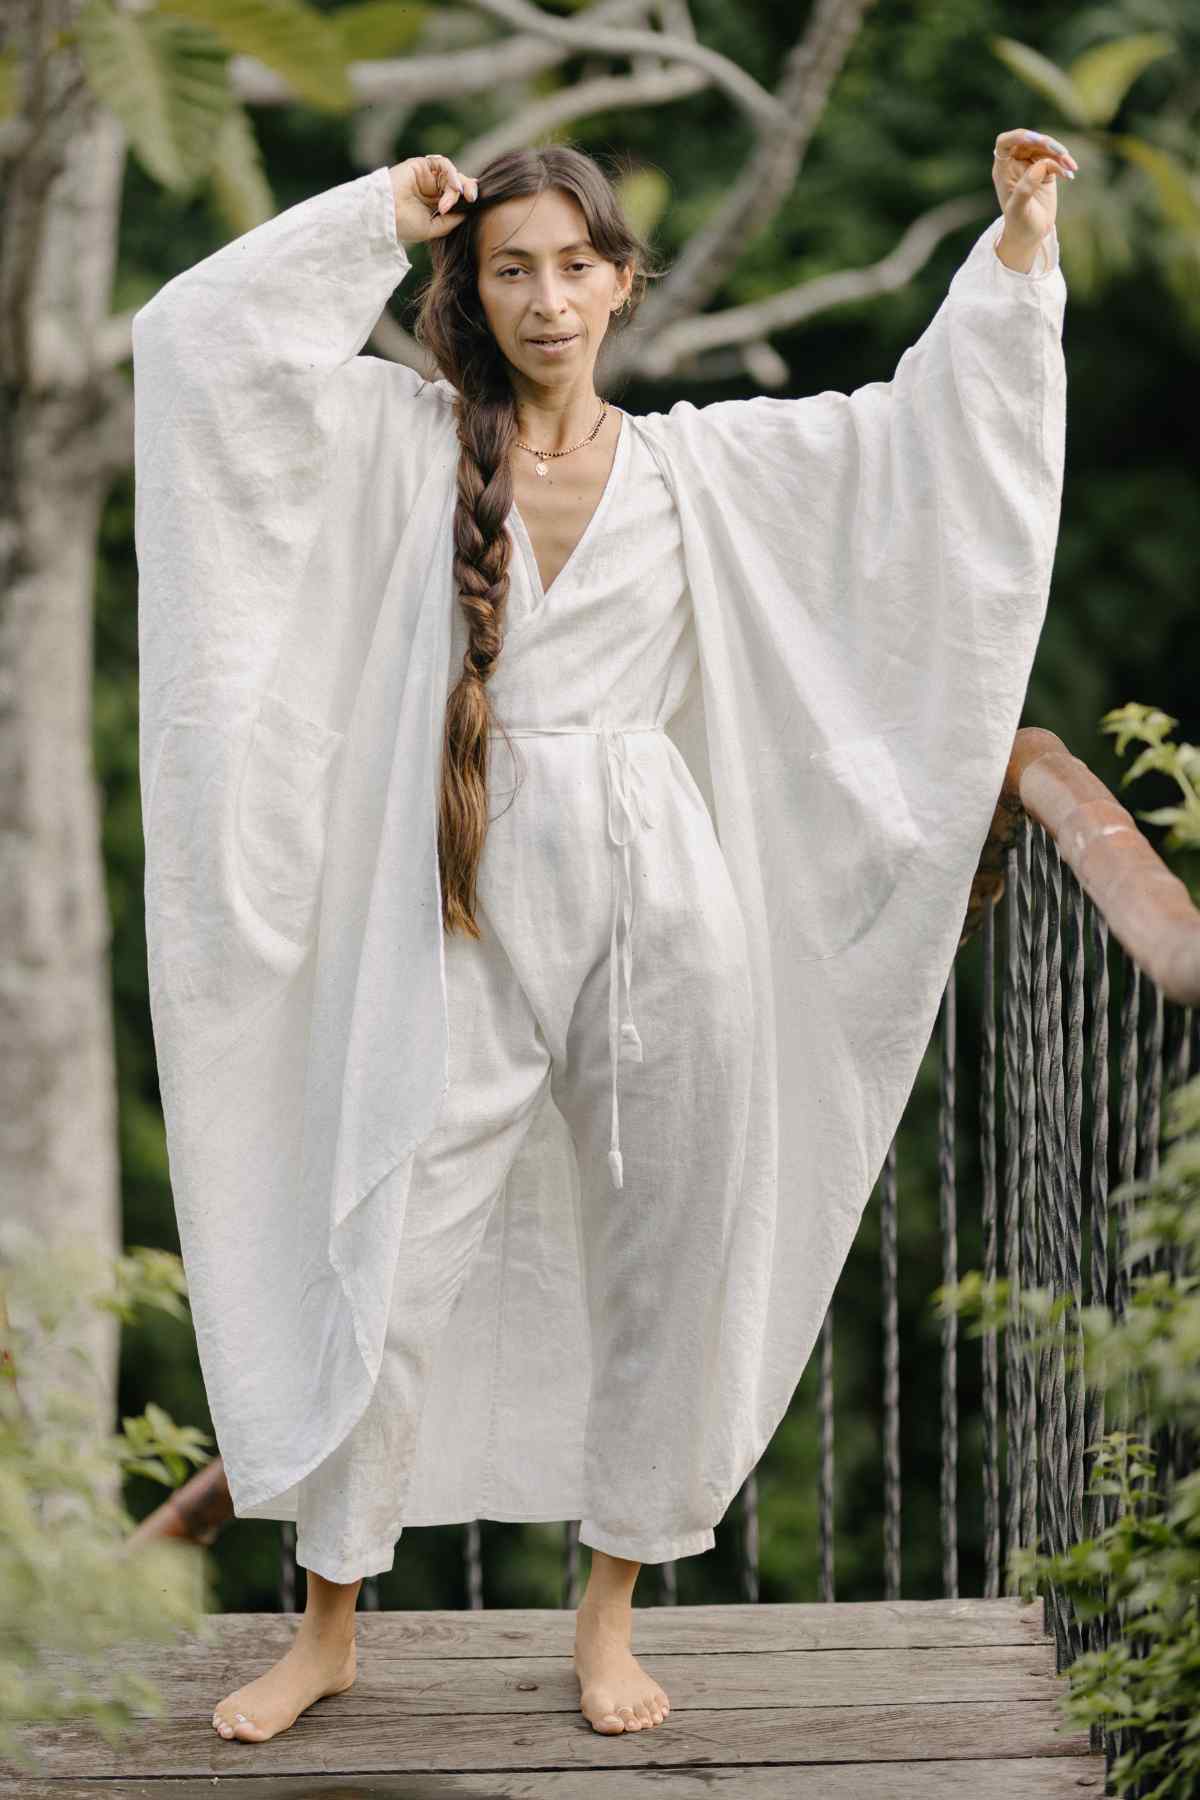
[[477, 188, 593, 261]]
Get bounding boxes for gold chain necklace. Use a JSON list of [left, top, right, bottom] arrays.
[[515, 401, 608, 478]]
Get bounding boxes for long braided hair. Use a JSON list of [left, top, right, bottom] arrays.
[[414, 146, 658, 939]]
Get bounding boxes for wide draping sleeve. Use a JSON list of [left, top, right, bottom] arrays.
[[662, 207, 1066, 1006], [638, 212, 1067, 1486], [132, 165, 444, 1079], [131, 169, 461, 1517]]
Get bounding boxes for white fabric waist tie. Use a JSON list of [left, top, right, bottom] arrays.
[[500, 723, 660, 1191]]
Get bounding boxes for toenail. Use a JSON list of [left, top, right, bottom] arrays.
[[235, 1713, 247, 1723]]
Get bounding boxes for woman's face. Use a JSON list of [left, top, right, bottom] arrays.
[[474, 188, 632, 388]]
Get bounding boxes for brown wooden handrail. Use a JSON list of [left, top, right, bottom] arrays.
[[963, 726, 1200, 1005]]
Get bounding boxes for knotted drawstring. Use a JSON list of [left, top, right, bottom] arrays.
[[600, 726, 654, 1190], [497, 723, 658, 1192]]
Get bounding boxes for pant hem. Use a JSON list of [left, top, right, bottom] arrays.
[[578, 1517, 716, 1564], [295, 1538, 397, 1583]]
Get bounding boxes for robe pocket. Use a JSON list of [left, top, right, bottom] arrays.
[[235, 692, 346, 951], [787, 732, 922, 963]]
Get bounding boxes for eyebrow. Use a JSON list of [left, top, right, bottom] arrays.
[[486, 240, 595, 261]]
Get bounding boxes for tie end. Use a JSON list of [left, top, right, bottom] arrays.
[[619, 1022, 644, 1062], [607, 1148, 624, 1189]]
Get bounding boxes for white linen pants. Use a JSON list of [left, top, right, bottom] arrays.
[[294, 725, 756, 1582]]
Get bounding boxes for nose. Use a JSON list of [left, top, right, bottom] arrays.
[[529, 270, 570, 316]]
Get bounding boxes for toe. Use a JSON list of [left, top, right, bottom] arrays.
[[619, 1705, 642, 1731]]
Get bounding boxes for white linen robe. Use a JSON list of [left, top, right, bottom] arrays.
[[131, 166, 1066, 1528]]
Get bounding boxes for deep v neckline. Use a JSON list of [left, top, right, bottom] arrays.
[[509, 409, 627, 607]]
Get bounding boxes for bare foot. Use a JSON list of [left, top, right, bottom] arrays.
[[573, 1598, 670, 1734], [211, 1626, 357, 1744]]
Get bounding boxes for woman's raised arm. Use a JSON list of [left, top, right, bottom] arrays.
[[130, 167, 451, 716]]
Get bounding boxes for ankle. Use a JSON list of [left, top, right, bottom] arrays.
[[299, 1573, 362, 1650], [577, 1592, 633, 1623], [579, 1549, 640, 1618]]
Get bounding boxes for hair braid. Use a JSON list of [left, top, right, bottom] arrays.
[[439, 391, 517, 938]]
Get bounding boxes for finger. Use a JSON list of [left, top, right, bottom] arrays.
[[415, 153, 464, 210], [1019, 156, 1065, 185], [995, 128, 1078, 171]]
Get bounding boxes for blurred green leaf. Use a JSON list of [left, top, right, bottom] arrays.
[[77, 0, 233, 192], [1067, 34, 1177, 129], [989, 34, 1091, 126], [205, 96, 275, 233], [161, 0, 354, 112], [332, 0, 428, 60]]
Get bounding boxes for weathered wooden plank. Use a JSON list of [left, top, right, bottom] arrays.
[[6, 1697, 1094, 1777], [47, 1598, 1052, 1671], [0, 1759, 1110, 1800], [30, 1642, 1063, 1719]]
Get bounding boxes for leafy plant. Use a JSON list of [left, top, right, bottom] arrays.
[[0, 1222, 215, 1779]]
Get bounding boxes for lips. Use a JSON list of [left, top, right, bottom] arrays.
[[527, 334, 577, 346]]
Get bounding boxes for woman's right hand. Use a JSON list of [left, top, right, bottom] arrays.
[[389, 155, 479, 244]]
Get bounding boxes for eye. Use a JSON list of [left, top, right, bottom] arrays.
[[497, 266, 523, 278]]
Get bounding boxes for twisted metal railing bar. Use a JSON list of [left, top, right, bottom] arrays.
[[880, 1138, 901, 1601], [939, 968, 959, 1599], [981, 899, 1000, 1599]]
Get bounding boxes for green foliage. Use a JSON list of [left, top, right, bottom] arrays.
[[1101, 702, 1200, 886], [939, 705, 1200, 1799], [70, 0, 365, 227], [990, 23, 1200, 325], [1009, 1435, 1200, 1799], [163, 0, 354, 111], [205, 96, 276, 230], [76, 0, 234, 191], [332, 0, 428, 60], [614, 165, 671, 240], [1069, 34, 1179, 129], [0, 1225, 215, 1779], [989, 34, 1096, 126], [990, 30, 1176, 129]]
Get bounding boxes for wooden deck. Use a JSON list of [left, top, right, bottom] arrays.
[[2, 1598, 1108, 1798]]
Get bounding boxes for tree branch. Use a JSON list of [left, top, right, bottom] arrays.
[[228, 0, 652, 108], [469, 0, 785, 130], [624, 192, 993, 381], [622, 0, 876, 359], [458, 61, 707, 170]]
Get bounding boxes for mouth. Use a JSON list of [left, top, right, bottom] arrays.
[[526, 333, 578, 354]]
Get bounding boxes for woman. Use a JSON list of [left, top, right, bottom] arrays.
[[131, 130, 1072, 1746]]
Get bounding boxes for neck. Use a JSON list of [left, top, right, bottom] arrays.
[[510, 377, 605, 452]]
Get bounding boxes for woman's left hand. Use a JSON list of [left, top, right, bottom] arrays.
[[992, 128, 1077, 247]]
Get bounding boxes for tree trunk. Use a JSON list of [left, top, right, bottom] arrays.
[[1, 3, 130, 1495]]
